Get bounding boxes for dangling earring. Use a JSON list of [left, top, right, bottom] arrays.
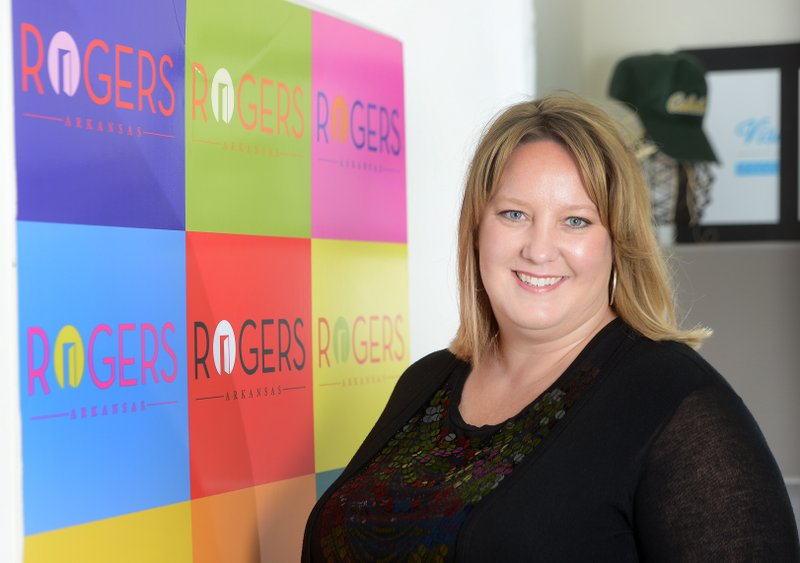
[[609, 266, 617, 308]]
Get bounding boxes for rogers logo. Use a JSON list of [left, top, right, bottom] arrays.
[[26, 322, 179, 396], [315, 90, 402, 156], [47, 31, 80, 96], [210, 68, 235, 124], [316, 314, 405, 368], [212, 320, 236, 375], [193, 317, 306, 379], [190, 62, 305, 137], [53, 325, 85, 388], [19, 22, 176, 116]]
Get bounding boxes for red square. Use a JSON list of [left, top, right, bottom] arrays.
[[187, 232, 313, 498]]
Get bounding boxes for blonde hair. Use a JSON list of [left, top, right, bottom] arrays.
[[450, 95, 710, 363]]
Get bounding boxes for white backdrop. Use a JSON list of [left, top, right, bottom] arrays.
[[1, 0, 23, 558]]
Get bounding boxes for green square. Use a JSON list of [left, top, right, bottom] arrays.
[[186, 0, 311, 237]]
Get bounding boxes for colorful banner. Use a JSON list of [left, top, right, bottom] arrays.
[[13, 0, 185, 230], [185, 0, 312, 238], [24, 502, 193, 563], [13, 0, 406, 560], [18, 222, 189, 535], [311, 12, 406, 242], [186, 232, 314, 498], [312, 239, 409, 472], [191, 475, 316, 563]]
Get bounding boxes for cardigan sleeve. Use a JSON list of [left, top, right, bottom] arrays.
[[633, 385, 800, 562]]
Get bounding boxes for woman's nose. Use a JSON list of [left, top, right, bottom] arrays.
[[520, 224, 559, 263]]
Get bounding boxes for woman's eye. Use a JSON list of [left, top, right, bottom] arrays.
[[501, 210, 525, 221], [566, 216, 589, 228]]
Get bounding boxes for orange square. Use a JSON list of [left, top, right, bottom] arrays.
[[191, 475, 316, 562]]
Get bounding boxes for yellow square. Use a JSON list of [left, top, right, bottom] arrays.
[[24, 502, 192, 563], [312, 239, 409, 472]]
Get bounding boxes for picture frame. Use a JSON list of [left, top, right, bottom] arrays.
[[678, 42, 799, 242]]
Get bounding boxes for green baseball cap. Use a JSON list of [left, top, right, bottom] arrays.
[[608, 52, 717, 162]]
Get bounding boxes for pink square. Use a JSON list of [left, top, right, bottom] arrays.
[[312, 12, 406, 243]]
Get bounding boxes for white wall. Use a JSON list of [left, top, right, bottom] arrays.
[[671, 243, 800, 478], [536, 0, 800, 99], [0, 1, 535, 557], [534, 0, 582, 96], [581, 0, 800, 98], [1, 0, 23, 558]]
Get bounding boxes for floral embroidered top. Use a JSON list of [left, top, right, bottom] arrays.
[[316, 359, 600, 562]]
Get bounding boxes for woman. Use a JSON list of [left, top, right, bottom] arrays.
[[303, 96, 800, 561]]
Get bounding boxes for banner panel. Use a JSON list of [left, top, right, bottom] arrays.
[[191, 475, 316, 563], [312, 239, 409, 472], [185, 0, 312, 238], [14, 1, 408, 558], [12, 1, 185, 230], [18, 222, 189, 534], [186, 232, 314, 498], [311, 12, 406, 242], [24, 502, 193, 563]]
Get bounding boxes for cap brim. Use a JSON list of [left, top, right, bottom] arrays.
[[638, 114, 718, 162]]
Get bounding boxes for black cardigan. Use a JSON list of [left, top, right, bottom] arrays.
[[303, 320, 800, 561]]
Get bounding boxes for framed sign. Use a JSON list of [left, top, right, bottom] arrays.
[[680, 43, 799, 242]]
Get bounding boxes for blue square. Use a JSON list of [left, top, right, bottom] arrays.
[[18, 221, 190, 534]]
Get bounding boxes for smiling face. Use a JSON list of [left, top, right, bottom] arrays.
[[477, 139, 615, 345]]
